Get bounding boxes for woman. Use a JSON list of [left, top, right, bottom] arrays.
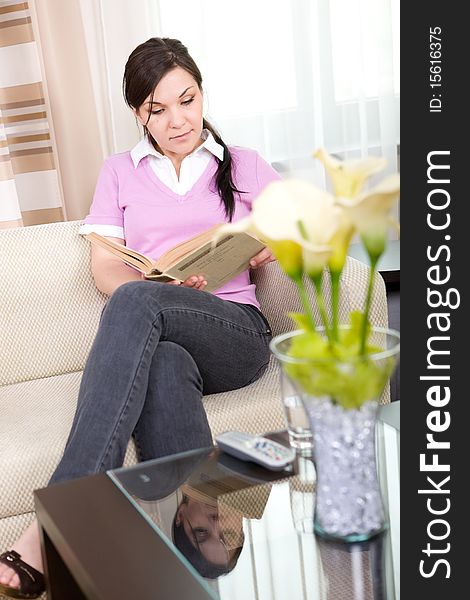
[[0, 37, 279, 598]]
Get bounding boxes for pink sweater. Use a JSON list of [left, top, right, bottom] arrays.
[[83, 146, 281, 307]]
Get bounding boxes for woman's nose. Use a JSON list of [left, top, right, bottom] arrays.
[[169, 108, 185, 128]]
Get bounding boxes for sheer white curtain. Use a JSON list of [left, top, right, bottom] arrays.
[[79, 0, 399, 185], [78, 0, 161, 156], [155, 0, 400, 187]]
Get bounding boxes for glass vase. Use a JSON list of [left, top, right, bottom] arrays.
[[270, 326, 400, 542]]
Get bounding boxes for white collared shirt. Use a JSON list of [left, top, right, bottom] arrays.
[[130, 129, 224, 195], [79, 130, 225, 239]]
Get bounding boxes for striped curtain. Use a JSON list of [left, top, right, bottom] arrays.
[[0, 0, 64, 229]]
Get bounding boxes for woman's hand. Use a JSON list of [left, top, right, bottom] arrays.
[[168, 274, 207, 291], [249, 247, 276, 269]]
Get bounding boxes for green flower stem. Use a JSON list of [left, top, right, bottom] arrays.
[[360, 255, 379, 354], [294, 276, 317, 330], [310, 274, 333, 344], [330, 269, 341, 342]]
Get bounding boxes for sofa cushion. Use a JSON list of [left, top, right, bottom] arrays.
[[202, 357, 284, 442]]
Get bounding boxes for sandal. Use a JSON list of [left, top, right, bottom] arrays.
[[0, 551, 45, 599]]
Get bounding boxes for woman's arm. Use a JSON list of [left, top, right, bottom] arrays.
[[91, 238, 142, 296]]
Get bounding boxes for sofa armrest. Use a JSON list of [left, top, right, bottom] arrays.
[[251, 256, 389, 336]]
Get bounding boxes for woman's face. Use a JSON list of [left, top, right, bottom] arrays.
[[135, 66, 204, 163], [177, 498, 244, 566]]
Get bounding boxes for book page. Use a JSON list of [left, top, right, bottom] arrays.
[[85, 232, 156, 274], [156, 223, 223, 268], [164, 232, 265, 292], [86, 228, 264, 289]]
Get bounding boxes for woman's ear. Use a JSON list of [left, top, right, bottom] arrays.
[[175, 503, 186, 526], [133, 107, 145, 126]]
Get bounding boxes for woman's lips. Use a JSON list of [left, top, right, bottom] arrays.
[[170, 130, 191, 141]]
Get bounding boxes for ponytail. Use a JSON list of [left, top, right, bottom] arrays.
[[203, 119, 245, 222]]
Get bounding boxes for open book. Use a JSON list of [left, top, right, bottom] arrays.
[[85, 224, 265, 293]]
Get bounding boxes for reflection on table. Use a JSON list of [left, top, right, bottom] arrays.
[[109, 403, 400, 600]]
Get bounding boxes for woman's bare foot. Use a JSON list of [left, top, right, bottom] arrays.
[[0, 520, 43, 590]]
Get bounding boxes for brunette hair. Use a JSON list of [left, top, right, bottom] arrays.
[[123, 37, 241, 220]]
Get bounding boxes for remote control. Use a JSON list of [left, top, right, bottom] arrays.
[[216, 430, 296, 471]]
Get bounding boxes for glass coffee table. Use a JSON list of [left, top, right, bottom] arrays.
[[34, 403, 398, 599], [107, 402, 400, 600]]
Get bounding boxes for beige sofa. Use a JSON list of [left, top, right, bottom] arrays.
[[0, 220, 389, 554]]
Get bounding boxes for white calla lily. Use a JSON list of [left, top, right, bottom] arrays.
[[215, 179, 341, 279], [314, 148, 387, 198], [336, 174, 400, 258], [302, 245, 333, 278], [327, 214, 355, 274], [248, 179, 340, 245]]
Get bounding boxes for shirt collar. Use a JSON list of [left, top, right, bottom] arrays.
[[130, 129, 224, 168]]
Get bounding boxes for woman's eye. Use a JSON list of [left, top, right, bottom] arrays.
[[182, 98, 194, 106], [150, 108, 164, 115]]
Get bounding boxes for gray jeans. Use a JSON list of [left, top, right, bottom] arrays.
[[49, 281, 272, 485]]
